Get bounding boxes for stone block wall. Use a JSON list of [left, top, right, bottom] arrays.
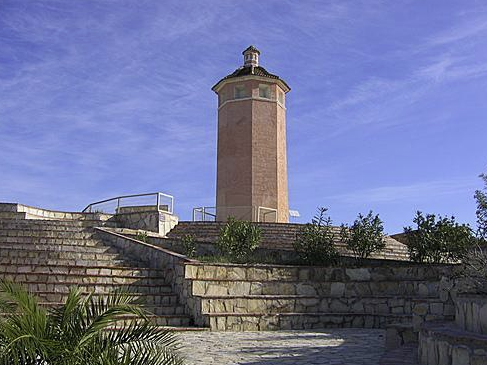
[[183, 263, 457, 331], [418, 296, 487, 365]]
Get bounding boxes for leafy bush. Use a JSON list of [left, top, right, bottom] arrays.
[[135, 231, 149, 243], [293, 207, 339, 265], [216, 217, 261, 260], [461, 244, 487, 294], [404, 211, 475, 263], [475, 172, 487, 241], [340, 211, 386, 261], [181, 234, 197, 258], [0, 281, 182, 365]]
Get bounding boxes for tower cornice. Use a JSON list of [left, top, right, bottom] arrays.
[[212, 74, 290, 94]]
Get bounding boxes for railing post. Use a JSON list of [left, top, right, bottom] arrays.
[[116, 198, 120, 213], [156, 193, 160, 211]]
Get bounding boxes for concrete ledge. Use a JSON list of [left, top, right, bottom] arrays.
[[419, 321, 487, 365]]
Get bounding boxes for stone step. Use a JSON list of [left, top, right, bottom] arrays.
[[1, 281, 174, 295], [0, 224, 96, 233], [0, 212, 27, 219], [190, 279, 441, 298], [0, 242, 117, 254], [111, 314, 192, 327], [200, 295, 443, 316], [37, 302, 187, 316], [0, 256, 135, 267], [0, 263, 167, 277], [0, 216, 117, 227], [206, 312, 413, 331], [36, 291, 180, 306], [0, 237, 102, 246], [419, 321, 487, 365], [0, 231, 97, 239], [0, 272, 168, 287], [0, 247, 126, 262]]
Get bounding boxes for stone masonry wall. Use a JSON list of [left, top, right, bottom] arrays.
[[114, 210, 178, 236]]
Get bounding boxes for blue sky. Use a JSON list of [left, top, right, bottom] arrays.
[[1, 0, 486, 233]]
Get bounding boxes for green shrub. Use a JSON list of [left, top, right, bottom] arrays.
[[475, 172, 487, 241], [404, 211, 475, 263], [216, 217, 261, 260], [135, 231, 149, 243], [340, 211, 386, 261], [181, 234, 197, 258], [293, 207, 339, 265]]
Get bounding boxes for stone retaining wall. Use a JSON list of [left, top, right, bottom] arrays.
[[183, 262, 457, 331], [455, 295, 487, 335], [114, 210, 178, 236]]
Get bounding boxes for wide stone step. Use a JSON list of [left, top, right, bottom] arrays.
[[0, 272, 168, 287], [190, 279, 441, 297], [0, 212, 27, 219], [0, 243, 117, 254], [113, 314, 192, 327], [206, 312, 413, 331], [0, 218, 117, 228], [36, 291, 180, 306], [0, 256, 136, 267], [0, 224, 95, 233], [0, 247, 126, 262], [0, 238, 103, 247], [3, 281, 173, 294], [38, 302, 187, 316], [0, 263, 166, 277], [0, 231, 97, 239], [200, 295, 443, 315]]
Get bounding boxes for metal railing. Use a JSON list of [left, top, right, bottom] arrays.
[[82, 192, 174, 215], [192, 206, 278, 222]]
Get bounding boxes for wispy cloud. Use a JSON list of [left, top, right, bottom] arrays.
[[325, 178, 479, 205]]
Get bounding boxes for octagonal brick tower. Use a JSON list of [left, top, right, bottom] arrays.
[[212, 46, 291, 223]]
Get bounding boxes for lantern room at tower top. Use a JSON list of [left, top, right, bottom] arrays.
[[211, 46, 291, 223]]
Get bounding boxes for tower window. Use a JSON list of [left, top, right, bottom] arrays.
[[278, 91, 285, 104], [234, 85, 247, 99], [259, 84, 271, 99]]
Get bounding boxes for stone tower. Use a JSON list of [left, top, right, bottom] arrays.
[[212, 46, 290, 223]]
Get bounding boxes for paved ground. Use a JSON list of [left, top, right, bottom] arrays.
[[180, 329, 385, 365]]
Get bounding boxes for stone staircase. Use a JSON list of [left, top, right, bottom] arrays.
[[0, 217, 198, 330], [168, 221, 411, 260], [183, 263, 454, 331]]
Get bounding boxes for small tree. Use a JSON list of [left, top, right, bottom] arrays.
[[181, 234, 197, 258], [404, 211, 475, 263], [475, 172, 487, 241], [293, 207, 339, 265], [216, 217, 261, 261], [462, 244, 487, 294], [340, 211, 386, 261]]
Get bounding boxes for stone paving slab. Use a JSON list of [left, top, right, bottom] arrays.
[[179, 329, 385, 365]]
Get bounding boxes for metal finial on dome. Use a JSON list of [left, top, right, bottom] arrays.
[[242, 45, 260, 67]]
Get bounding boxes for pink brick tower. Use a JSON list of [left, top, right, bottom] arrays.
[[212, 46, 290, 223]]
